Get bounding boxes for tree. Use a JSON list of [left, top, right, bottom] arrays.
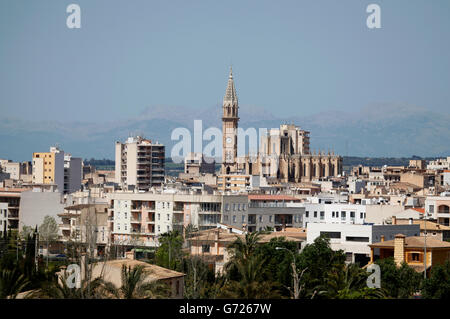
[[181, 256, 213, 299], [421, 261, 450, 299], [219, 255, 281, 299], [375, 258, 422, 298], [101, 265, 170, 299], [296, 236, 346, 298], [38, 215, 59, 267], [155, 230, 183, 270], [316, 263, 384, 299], [0, 268, 30, 299]]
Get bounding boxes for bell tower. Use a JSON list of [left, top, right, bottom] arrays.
[[222, 67, 239, 174]]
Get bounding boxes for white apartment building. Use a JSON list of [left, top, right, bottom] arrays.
[[115, 136, 165, 191], [427, 157, 450, 170], [0, 160, 31, 181], [107, 190, 226, 247], [425, 194, 450, 226], [302, 203, 367, 227]]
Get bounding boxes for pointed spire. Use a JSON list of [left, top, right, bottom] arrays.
[[223, 66, 238, 106]]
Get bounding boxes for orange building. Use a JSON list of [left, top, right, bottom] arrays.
[[368, 234, 450, 273]]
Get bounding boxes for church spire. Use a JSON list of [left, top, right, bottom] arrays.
[[223, 66, 238, 106]]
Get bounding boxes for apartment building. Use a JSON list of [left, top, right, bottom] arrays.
[[0, 160, 31, 181], [32, 146, 81, 194], [217, 174, 251, 192], [32, 146, 64, 190], [425, 194, 450, 226], [184, 152, 215, 175], [246, 194, 304, 232], [64, 154, 82, 194], [115, 136, 165, 191], [0, 188, 24, 232], [307, 223, 420, 265], [106, 190, 227, 247], [427, 157, 450, 170], [58, 203, 109, 256], [302, 203, 367, 227]]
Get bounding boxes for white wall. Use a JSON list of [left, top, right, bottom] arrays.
[[306, 223, 373, 261], [19, 190, 65, 228], [302, 203, 366, 227]]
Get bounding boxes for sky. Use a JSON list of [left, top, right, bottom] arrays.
[[1, 0, 449, 123]]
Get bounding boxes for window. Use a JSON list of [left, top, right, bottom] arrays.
[[341, 211, 346, 220], [320, 231, 341, 239], [158, 225, 160, 232], [269, 215, 273, 223], [233, 215, 236, 223], [332, 211, 335, 218], [167, 214, 170, 221], [124, 225, 127, 231], [429, 205, 434, 214], [202, 244, 210, 253], [360, 212, 364, 219], [157, 213, 160, 220], [320, 211, 324, 220], [242, 215, 245, 223], [259, 215, 263, 222], [242, 204, 246, 211], [305, 211, 309, 218], [233, 204, 236, 211], [238, 204, 241, 211], [125, 212, 127, 219], [225, 203, 229, 211], [350, 212, 355, 218], [346, 236, 369, 242], [314, 211, 317, 218], [224, 215, 228, 222]]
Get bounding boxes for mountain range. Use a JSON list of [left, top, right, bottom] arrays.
[[1, 103, 449, 162]]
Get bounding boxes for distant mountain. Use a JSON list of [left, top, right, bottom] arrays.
[[0, 103, 449, 161]]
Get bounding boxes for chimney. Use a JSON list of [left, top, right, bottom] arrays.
[[394, 234, 406, 266], [228, 226, 233, 234], [392, 216, 397, 225], [380, 235, 385, 242]]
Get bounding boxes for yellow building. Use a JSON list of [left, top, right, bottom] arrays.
[[369, 234, 450, 273], [32, 146, 65, 191]]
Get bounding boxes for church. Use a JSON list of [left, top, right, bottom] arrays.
[[220, 68, 342, 183]]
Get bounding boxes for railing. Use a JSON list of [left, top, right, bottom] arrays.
[[249, 202, 289, 208]]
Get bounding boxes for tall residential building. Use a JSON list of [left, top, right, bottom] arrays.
[[32, 146, 65, 191], [32, 146, 82, 194], [115, 136, 165, 191], [64, 154, 82, 194]]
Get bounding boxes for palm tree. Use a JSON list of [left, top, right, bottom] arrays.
[[27, 273, 105, 299], [0, 268, 30, 299], [227, 231, 262, 262], [315, 263, 385, 299], [219, 255, 281, 299], [101, 265, 170, 299]]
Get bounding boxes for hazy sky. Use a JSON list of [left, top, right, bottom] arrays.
[[1, 0, 449, 122]]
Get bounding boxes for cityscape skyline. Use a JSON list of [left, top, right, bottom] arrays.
[[1, 1, 450, 161]]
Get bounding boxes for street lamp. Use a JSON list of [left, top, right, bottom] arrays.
[[276, 246, 302, 299]]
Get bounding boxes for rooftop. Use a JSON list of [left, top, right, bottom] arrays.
[[369, 236, 450, 249]]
